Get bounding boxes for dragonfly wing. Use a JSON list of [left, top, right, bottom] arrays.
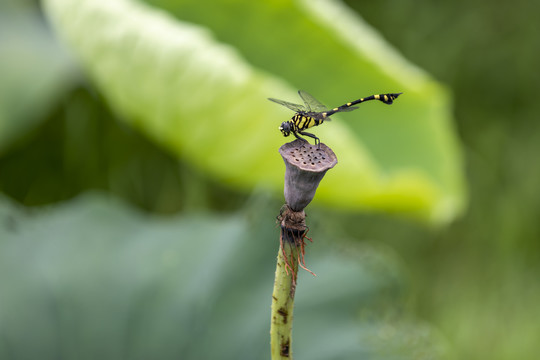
[[298, 90, 328, 112], [268, 97, 306, 113], [308, 112, 330, 121], [334, 106, 358, 112], [310, 104, 359, 120]]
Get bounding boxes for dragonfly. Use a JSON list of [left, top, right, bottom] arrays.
[[268, 90, 402, 146]]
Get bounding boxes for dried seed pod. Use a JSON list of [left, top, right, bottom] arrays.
[[279, 139, 338, 212]]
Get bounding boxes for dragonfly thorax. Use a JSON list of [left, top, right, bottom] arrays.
[[279, 121, 293, 137]]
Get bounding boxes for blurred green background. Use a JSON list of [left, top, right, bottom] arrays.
[[1, 0, 539, 359]]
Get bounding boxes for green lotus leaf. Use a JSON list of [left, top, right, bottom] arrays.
[[43, 0, 465, 223], [0, 194, 448, 359], [0, 8, 75, 153]]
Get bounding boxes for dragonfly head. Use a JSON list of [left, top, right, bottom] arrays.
[[279, 121, 292, 137]]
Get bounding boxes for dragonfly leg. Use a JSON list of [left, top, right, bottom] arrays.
[[298, 131, 320, 147], [292, 131, 312, 145], [292, 131, 304, 141]]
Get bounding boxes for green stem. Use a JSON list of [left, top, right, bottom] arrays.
[[270, 237, 299, 359]]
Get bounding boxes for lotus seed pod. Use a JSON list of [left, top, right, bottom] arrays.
[[279, 139, 338, 212]]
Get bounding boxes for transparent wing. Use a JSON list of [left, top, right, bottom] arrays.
[[298, 90, 328, 112], [268, 97, 306, 113], [310, 113, 332, 121], [309, 104, 359, 120], [334, 106, 358, 112]]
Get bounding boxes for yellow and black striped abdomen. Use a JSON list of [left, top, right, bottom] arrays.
[[292, 114, 323, 131]]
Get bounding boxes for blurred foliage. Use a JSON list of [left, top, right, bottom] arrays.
[[41, 0, 465, 223], [0, 0, 74, 153], [0, 193, 446, 360], [344, 0, 540, 359], [0, 85, 248, 213], [0, 0, 539, 359]]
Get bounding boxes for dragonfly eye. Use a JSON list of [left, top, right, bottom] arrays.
[[279, 122, 291, 136]]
